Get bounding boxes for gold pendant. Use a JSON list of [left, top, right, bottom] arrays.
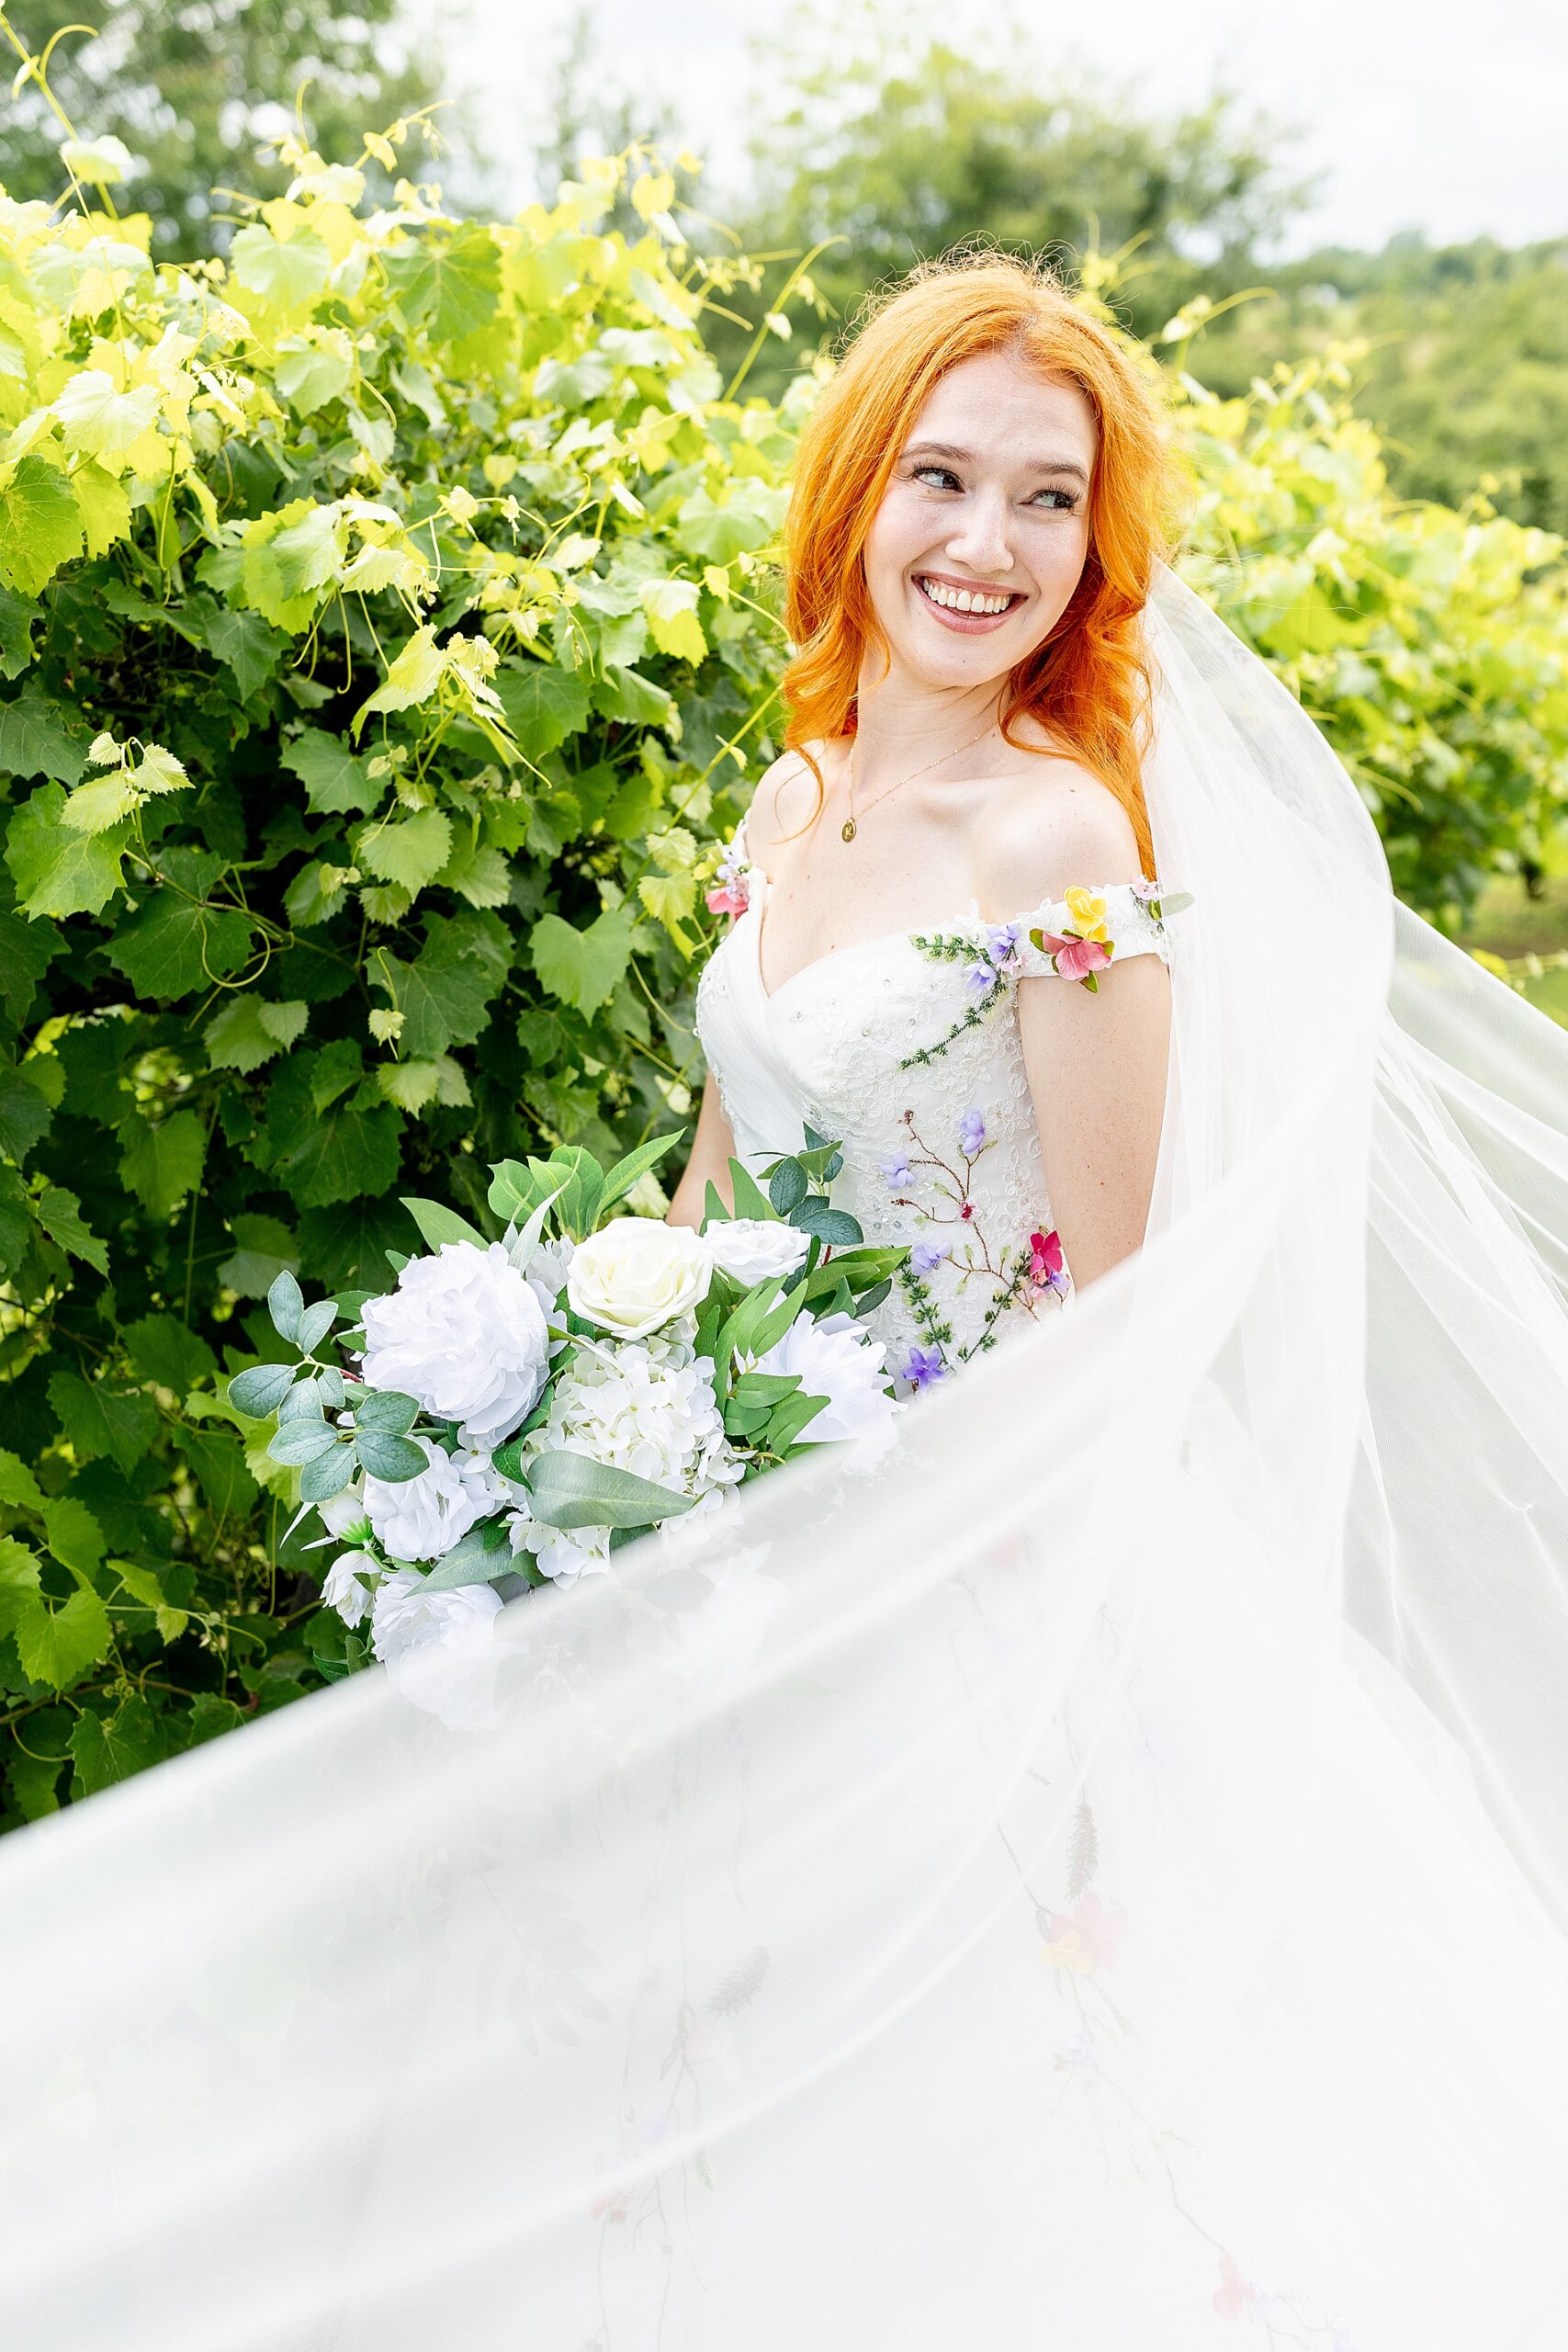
[[840, 817, 857, 842]]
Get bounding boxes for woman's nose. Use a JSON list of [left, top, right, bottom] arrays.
[[945, 490, 1015, 578]]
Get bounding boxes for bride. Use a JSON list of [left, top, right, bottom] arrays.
[[4, 255, 1568, 2350]]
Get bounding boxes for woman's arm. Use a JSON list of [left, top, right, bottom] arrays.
[[666, 1075, 739, 1230], [1016, 952, 1170, 1289], [976, 763, 1172, 1291]]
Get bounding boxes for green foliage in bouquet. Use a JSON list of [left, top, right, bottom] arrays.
[[0, 121, 795, 1823]]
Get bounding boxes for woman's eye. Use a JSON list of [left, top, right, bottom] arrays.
[[913, 465, 960, 491], [1032, 488, 1077, 512]]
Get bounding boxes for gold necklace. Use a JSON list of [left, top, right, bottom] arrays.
[[840, 714, 999, 843]]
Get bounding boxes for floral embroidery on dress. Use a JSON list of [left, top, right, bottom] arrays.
[[705, 837, 752, 919]]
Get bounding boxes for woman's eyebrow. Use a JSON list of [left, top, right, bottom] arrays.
[[903, 440, 1090, 488]]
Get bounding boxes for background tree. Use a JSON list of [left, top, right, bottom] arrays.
[[0, 0, 446, 254]]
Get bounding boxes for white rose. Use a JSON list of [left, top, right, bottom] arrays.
[[750, 1310, 898, 1447], [362, 1439, 508, 1564], [703, 1217, 810, 1287], [321, 1549, 377, 1628], [566, 1219, 713, 1339], [360, 1240, 551, 1448]]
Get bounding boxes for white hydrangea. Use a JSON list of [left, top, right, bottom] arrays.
[[360, 1239, 552, 1448], [507, 1330, 740, 1586], [749, 1310, 898, 1447], [362, 1439, 509, 1564], [369, 1567, 504, 1663], [703, 1217, 810, 1287]]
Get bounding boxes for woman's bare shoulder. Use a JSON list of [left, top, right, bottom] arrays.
[[971, 757, 1143, 920], [740, 742, 838, 859]]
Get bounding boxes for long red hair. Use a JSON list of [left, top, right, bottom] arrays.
[[782, 254, 1175, 870]]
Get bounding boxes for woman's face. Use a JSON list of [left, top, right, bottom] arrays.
[[861, 347, 1098, 695]]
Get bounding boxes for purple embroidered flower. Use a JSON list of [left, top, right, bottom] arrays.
[[900, 1345, 947, 1391], [880, 1149, 912, 1188], [985, 920, 1023, 969], [910, 1238, 947, 1275], [964, 957, 1000, 996], [957, 1109, 986, 1157]]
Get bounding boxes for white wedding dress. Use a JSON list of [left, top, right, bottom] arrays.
[[3, 571, 1568, 2349], [698, 835, 1180, 1369]]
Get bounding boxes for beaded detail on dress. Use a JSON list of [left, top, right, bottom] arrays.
[[694, 822, 1190, 1392]]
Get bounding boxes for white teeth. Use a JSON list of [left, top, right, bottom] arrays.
[[919, 578, 1011, 616]]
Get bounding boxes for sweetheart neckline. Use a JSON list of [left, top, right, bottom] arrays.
[[742, 865, 985, 1009]]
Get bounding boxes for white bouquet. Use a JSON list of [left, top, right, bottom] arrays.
[[228, 1130, 905, 1686]]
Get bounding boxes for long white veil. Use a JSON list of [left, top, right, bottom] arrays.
[[3, 567, 1568, 2348]]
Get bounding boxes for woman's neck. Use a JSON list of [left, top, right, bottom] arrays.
[[850, 663, 1006, 792]]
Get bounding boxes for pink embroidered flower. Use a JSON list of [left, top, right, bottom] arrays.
[[1042, 1890, 1127, 1975], [1029, 1227, 1066, 1293], [1036, 930, 1114, 984], [1212, 2255, 1261, 2321], [1131, 876, 1160, 905], [705, 845, 750, 918]]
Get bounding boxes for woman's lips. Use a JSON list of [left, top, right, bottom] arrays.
[[912, 574, 1023, 634]]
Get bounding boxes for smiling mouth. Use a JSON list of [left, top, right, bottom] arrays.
[[914, 574, 1022, 628]]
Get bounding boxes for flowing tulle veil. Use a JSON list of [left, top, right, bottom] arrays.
[[3, 565, 1567, 2348]]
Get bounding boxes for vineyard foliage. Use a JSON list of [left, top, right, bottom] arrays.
[[0, 135, 1565, 1828]]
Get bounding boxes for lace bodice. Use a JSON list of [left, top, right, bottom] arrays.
[[694, 824, 1190, 1391]]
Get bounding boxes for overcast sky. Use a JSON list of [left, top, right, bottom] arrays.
[[448, 0, 1568, 255]]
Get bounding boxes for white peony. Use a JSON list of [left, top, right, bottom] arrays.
[[369, 1568, 506, 1732], [566, 1218, 713, 1339], [508, 1329, 740, 1584], [360, 1240, 552, 1448], [321, 1550, 377, 1628], [750, 1310, 898, 1447], [703, 1217, 810, 1287], [362, 1439, 509, 1563], [369, 1566, 504, 1662]]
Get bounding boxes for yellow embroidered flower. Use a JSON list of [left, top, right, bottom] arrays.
[[1063, 886, 1109, 942]]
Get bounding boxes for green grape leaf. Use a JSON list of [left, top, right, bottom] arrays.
[[356, 806, 453, 896], [121, 1312, 218, 1396], [17, 1584, 112, 1690], [0, 1449, 44, 1509], [0, 457, 86, 594], [0, 1063, 51, 1160], [69, 1695, 168, 1798], [107, 891, 255, 1001], [119, 1110, 207, 1219], [529, 904, 637, 1018], [281, 730, 382, 816], [216, 1214, 299, 1298], [0, 684, 88, 784], [32, 1185, 108, 1273], [493, 661, 591, 762], [5, 783, 127, 918], [385, 225, 502, 343], [48, 1370, 157, 1475], [198, 604, 287, 699], [371, 910, 509, 1058], [42, 1494, 105, 1578]]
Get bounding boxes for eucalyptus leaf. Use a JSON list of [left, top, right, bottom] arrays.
[[296, 1298, 338, 1355], [299, 1446, 359, 1504], [267, 1419, 343, 1466], [355, 1429, 426, 1482], [227, 1361, 297, 1419], [352, 1388, 420, 1437], [524, 1449, 695, 1531], [267, 1268, 304, 1343]]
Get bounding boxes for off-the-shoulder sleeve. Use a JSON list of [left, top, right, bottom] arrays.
[[1008, 879, 1191, 989]]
